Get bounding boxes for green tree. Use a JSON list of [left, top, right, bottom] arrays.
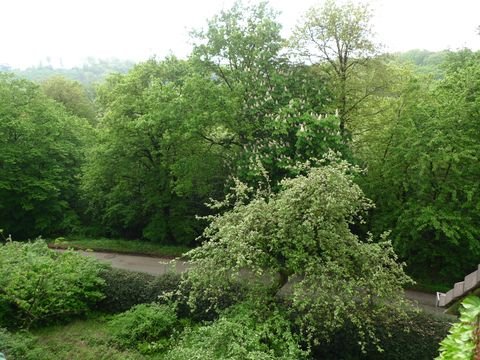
[[359, 51, 480, 281], [41, 76, 96, 123], [182, 156, 412, 347], [82, 58, 232, 243], [193, 1, 345, 186], [0, 74, 90, 239], [291, 0, 378, 141]]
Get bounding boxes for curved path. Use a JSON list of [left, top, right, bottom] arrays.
[[64, 249, 446, 314], [58, 249, 189, 275]]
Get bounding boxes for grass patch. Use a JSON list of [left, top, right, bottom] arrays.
[[48, 237, 191, 258], [31, 315, 146, 360]]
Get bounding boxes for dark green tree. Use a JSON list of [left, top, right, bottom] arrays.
[[82, 58, 233, 243], [0, 74, 90, 239]]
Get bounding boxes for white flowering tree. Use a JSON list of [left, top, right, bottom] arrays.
[[182, 155, 412, 346]]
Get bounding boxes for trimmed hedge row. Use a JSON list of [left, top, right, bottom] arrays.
[[310, 311, 452, 360], [96, 268, 181, 313], [96, 267, 245, 322]]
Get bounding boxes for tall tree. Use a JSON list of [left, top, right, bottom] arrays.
[[193, 1, 345, 187], [291, 0, 378, 141], [82, 58, 233, 243], [192, 0, 285, 143], [0, 74, 89, 239]]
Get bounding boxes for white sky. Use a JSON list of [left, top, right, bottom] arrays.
[[1, 0, 479, 69]]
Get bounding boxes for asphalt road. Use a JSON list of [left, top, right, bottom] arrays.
[[58, 249, 190, 275], [63, 249, 448, 315]]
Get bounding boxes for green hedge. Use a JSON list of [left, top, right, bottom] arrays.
[[96, 267, 245, 322], [310, 311, 452, 360], [96, 268, 181, 313]]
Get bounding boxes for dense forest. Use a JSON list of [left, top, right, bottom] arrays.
[[1, 1, 479, 287], [2, 1, 480, 358]]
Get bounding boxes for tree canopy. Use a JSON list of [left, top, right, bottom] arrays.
[[41, 76, 96, 122], [0, 0, 478, 287], [0, 74, 90, 239]]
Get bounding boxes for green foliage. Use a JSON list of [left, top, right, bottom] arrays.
[[31, 317, 145, 360], [183, 156, 412, 347], [0, 240, 105, 328], [80, 2, 351, 242], [359, 51, 480, 281], [0, 73, 91, 239], [0, 328, 44, 360], [437, 295, 480, 360], [95, 265, 241, 320], [108, 303, 177, 352], [193, 1, 344, 188], [175, 278, 246, 322], [393, 49, 449, 78], [311, 311, 451, 359], [96, 268, 180, 313], [164, 301, 307, 360], [41, 76, 96, 122], [82, 58, 230, 243]]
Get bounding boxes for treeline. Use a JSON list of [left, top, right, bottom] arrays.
[[0, 0, 478, 283], [1, 58, 134, 86]]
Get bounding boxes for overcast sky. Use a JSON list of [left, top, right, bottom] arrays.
[[1, 0, 479, 69]]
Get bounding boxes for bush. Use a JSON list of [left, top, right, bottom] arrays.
[[310, 310, 451, 360], [175, 278, 247, 322], [0, 240, 105, 328], [108, 303, 178, 353], [0, 328, 45, 360], [164, 301, 307, 360], [96, 268, 181, 313], [96, 267, 243, 322]]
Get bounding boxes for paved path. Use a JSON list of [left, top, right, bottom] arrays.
[[64, 250, 445, 314], [58, 249, 189, 276]]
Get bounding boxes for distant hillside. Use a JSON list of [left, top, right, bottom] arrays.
[[391, 49, 450, 78], [0, 58, 135, 86]]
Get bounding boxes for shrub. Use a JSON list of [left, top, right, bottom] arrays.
[[108, 303, 177, 353], [164, 301, 307, 360], [0, 240, 105, 328], [96, 268, 181, 313], [0, 328, 45, 360], [175, 277, 246, 322], [310, 310, 451, 360]]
